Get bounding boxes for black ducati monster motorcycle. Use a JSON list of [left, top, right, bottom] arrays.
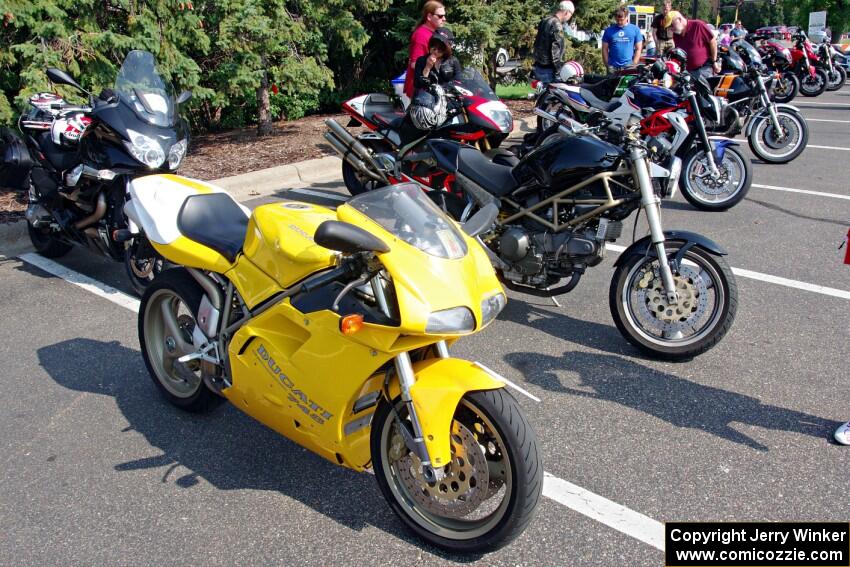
[[9, 51, 190, 294], [425, 122, 738, 360]]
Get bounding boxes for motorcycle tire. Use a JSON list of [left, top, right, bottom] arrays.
[[799, 68, 828, 97], [27, 221, 72, 258], [125, 235, 167, 296], [342, 158, 387, 196], [747, 109, 809, 164], [680, 145, 752, 211], [771, 72, 799, 104], [609, 242, 738, 361], [371, 389, 542, 553], [534, 93, 566, 133], [826, 65, 847, 91], [139, 268, 225, 413]]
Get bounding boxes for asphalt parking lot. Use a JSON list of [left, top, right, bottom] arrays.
[[1, 86, 849, 566]]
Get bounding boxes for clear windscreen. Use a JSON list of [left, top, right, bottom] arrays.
[[114, 50, 176, 127], [347, 184, 468, 259], [734, 40, 763, 66], [447, 68, 498, 100]]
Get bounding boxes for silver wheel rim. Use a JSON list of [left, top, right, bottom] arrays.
[[144, 288, 203, 398], [619, 249, 726, 348], [753, 113, 803, 159], [380, 398, 513, 540], [685, 149, 747, 205]]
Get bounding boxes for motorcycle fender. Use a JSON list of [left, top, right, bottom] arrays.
[[707, 136, 738, 162], [744, 105, 800, 137], [408, 358, 504, 467], [613, 230, 728, 268]]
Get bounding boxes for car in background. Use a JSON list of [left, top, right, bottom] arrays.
[[496, 47, 510, 68], [756, 25, 791, 40]]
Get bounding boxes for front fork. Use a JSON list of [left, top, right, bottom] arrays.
[[757, 75, 784, 134], [688, 92, 720, 176], [373, 275, 450, 482], [632, 147, 679, 304]]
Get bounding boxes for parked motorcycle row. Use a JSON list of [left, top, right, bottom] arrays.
[[0, 32, 836, 553]]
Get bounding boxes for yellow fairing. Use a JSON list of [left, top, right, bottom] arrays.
[[336, 204, 503, 335], [408, 358, 503, 466], [243, 202, 338, 288], [150, 236, 234, 274]]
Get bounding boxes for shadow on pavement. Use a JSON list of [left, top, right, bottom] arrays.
[[36, 338, 483, 562], [504, 349, 838, 452], [746, 197, 848, 226]]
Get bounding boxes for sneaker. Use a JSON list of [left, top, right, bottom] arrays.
[[834, 421, 850, 445]]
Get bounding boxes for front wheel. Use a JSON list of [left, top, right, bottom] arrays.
[[680, 145, 752, 211], [772, 72, 799, 103], [799, 68, 828, 97], [125, 235, 167, 296], [826, 65, 847, 91], [371, 389, 542, 552], [609, 243, 738, 360], [748, 109, 809, 164]]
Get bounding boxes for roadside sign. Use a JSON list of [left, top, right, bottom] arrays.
[[808, 11, 827, 36]]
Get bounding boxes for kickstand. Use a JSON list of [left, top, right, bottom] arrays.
[[545, 288, 561, 308]]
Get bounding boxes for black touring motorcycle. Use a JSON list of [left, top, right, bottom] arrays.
[[1, 50, 190, 294]]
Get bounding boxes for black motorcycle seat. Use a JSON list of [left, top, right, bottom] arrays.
[[177, 193, 249, 263], [456, 145, 517, 197]]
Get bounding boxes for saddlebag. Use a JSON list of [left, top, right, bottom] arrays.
[[0, 128, 34, 190]]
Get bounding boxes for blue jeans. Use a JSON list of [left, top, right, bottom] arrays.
[[533, 65, 556, 86], [690, 64, 715, 83]]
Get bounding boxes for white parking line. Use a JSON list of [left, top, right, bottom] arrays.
[[751, 183, 850, 201], [806, 118, 850, 123], [543, 473, 664, 550], [796, 102, 850, 108], [15, 252, 667, 552], [808, 145, 850, 151], [19, 253, 141, 312]]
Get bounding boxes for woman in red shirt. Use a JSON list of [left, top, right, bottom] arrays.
[[403, 1, 447, 99]]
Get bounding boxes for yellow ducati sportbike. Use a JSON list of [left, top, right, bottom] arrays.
[[125, 176, 542, 551]]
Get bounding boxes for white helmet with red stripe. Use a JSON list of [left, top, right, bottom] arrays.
[[558, 60, 584, 84]]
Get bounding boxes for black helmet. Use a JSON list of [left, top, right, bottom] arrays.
[[666, 47, 688, 69], [432, 27, 455, 49]]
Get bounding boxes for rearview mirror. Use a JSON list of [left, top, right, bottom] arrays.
[[46, 68, 89, 95], [314, 220, 390, 254], [177, 90, 192, 105]]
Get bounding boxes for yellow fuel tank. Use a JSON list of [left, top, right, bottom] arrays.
[[242, 202, 338, 288]]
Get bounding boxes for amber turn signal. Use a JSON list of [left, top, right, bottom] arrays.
[[339, 314, 364, 335]]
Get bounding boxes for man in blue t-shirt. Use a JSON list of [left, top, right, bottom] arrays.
[[602, 7, 644, 72]]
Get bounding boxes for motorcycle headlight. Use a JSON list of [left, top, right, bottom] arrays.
[[426, 306, 475, 334], [168, 138, 188, 170], [480, 292, 506, 327], [476, 101, 513, 134], [125, 129, 165, 169]]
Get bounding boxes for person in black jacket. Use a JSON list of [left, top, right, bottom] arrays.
[[413, 27, 461, 93], [533, 1, 575, 86]]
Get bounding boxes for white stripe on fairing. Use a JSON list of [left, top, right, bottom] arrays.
[[19, 253, 140, 312]]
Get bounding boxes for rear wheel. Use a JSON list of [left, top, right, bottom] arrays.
[[27, 221, 71, 258], [680, 145, 752, 211], [747, 109, 808, 164], [799, 68, 828, 96], [371, 389, 542, 552], [342, 159, 386, 196], [139, 269, 224, 412]]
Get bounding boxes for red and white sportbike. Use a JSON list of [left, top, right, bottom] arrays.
[[325, 68, 514, 195]]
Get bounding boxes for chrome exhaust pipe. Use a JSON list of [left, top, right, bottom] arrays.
[[323, 133, 384, 182], [325, 119, 389, 182]]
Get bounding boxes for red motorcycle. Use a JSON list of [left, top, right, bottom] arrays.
[[789, 32, 829, 96], [326, 68, 513, 195], [752, 35, 800, 103]]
